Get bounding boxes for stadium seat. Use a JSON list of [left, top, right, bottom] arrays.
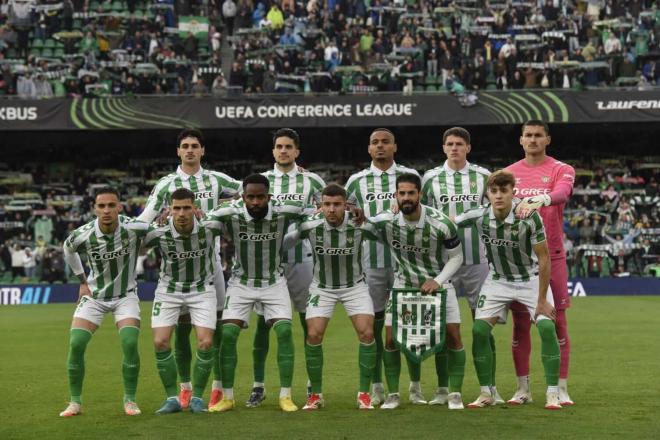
[[425, 85, 437, 92], [44, 39, 56, 48], [31, 39, 44, 49], [29, 48, 41, 56], [54, 48, 65, 58], [6, 47, 17, 58], [52, 80, 66, 97], [41, 48, 54, 57]]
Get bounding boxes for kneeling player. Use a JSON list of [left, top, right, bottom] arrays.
[[143, 189, 220, 414], [60, 188, 149, 417], [283, 184, 376, 410], [454, 170, 562, 410]]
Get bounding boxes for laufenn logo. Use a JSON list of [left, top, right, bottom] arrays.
[[365, 192, 396, 202], [314, 246, 355, 255], [275, 194, 305, 201], [481, 235, 519, 248], [438, 194, 481, 204], [238, 232, 279, 241], [596, 100, 660, 110], [0, 107, 37, 120], [90, 247, 131, 261], [167, 249, 207, 259], [195, 191, 214, 200], [391, 240, 430, 254], [514, 187, 550, 196]]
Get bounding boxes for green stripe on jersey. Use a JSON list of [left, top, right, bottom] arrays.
[[421, 163, 490, 265]]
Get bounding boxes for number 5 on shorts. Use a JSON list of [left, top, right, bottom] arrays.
[[152, 301, 162, 316]]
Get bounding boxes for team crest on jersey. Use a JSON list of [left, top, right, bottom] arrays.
[[470, 181, 477, 188], [346, 236, 354, 243], [423, 235, 430, 242], [541, 176, 550, 183], [122, 238, 130, 247]]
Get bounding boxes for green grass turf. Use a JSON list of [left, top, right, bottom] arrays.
[[1, 296, 658, 439]]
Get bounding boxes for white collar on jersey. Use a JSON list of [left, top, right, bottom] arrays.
[[443, 160, 470, 175], [396, 206, 427, 229], [169, 216, 200, 238], [273, 163, 299, 177], [488, 205, 515, 224], [176, 165, 204, 180], [242, 201, 273, 221], [369, 161, 397, 176], [94, 218, 120, 238], [324, 211, 349, 231]]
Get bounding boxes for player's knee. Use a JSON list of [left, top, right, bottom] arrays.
[[385, 335, 396, 350], [197, 335, 213, 351], [472, 319, 491, 342], [273, 319, 292, 342], [357, 326, 374, 344], [221, 323, 240, 346], [446, 324, 463, 349], [153, 337, 171, 352], [536, 319, 557, 341], [306, 327, 324, 345]]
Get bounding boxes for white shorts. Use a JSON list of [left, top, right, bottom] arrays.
[[151, 290, 217, 329], [224, 277, 291, 325], [73, 293, 141, 327], [476, 276, 555, 323], [305, 281, 374, 319], [452, 263, 489, 309], [385, 281, 461, 326], [365, 267, 395, 313]]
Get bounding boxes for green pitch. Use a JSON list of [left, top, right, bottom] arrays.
[[1, 296, 658, 439]]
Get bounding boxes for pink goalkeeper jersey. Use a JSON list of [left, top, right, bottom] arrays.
[[506, 156, 575, 260]]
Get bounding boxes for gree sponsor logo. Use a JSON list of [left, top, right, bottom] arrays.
[[167, 249, 207, 259], [365, 192, 396, 202], [314, 246, 355, 255], [0, 107, 38, 121], [438, 194, 480, 204], [391, 240, 430, 254], [238, 232, 279, 241], [596, 100, 660, 110], [90, 247, 131, 261], [481, 235, 519, 248], [513, 187, 550, 196], [195, 191, 214, 200], [275, 194, 305, 201]]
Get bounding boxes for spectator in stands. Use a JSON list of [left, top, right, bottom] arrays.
[[579, 218, 597, 245], [0, 241, 11, 278], [267, 3, 284, 30], [222, 0, 237, 36], [17, 73, 36, 98], [191, 77, 209, 96], [34, 74, 53, 99], [10, 242, 24, 281], [212, 72, 228, 95]]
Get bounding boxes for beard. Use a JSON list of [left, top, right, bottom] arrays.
[[247, 205, 268, 220], [399, 201, 418, 215]]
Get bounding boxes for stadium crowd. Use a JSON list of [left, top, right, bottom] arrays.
[[1, 154, 658, 283], [0, 0, 659, 97]]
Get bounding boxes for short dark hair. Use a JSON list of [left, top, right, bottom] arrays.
[[487, 170, 516, 189], [272, 128, 300, 148], [443, 127, 471, 144], [371, 127, 395, 141], [170, 188, 195, 203], [242, 173, 270, 190], [396, 173, 421, 192], [522, 119, 550, 136], [177, 129, 205, 148], [94, 187, 120, 201], [321, 183, 347, 199]]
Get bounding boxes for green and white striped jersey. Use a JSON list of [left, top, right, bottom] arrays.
[[292, 212, 365, 289], [139, 166, 241, 222], [262, 164, 325, 264], [63, 215, 149, 300], [345, 162, 420, 269], [143, 218, 221, 295], [454, 205, 546, 282], [362, 205, 459, 288], [203, 199, 311, 288], [421, 161, 490, 266]]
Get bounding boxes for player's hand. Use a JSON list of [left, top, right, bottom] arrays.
[[156, 208, 171, 226], [297, 165, 308, 173], [391, 201, 399, 214], [349, 206, 366, 225], [535, 299, 556, 321], [193, 207, 204, 220], [515, 195, 550, 219], [78, 282, 92, 302], [420, 279, 441, 295]]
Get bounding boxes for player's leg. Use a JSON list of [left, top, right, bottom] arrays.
[[249, 304, 269, 406], [188, 291, 218, 413], [302, 286, 334, 410], [380, 296, 401, 410], [509, 300, 533, 404], [114, 295, 142, 415], [60, 297, 100, 417], [365, 268, 393, 405], [151, 295, 182, 415], [550, 257, 573, 405], [344, 283, 376, 409], [210, 264, 226, 408], [444, 286, 465, 410], [174, 312, 193, 408]]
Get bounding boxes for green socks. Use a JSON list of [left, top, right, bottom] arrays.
[[192, 348, 214, 398], [406, 356, 421, 382], [305, 342, 323, 394], [489, 332, 497, 386], [155, 349, 178, 397], [212, 322, 222, 382], [220, 323, 241, 389], [383, 348, 401, 394], [359, 341, 376, 393], [174, 322, 193, 383], [472, 319, 494, 386], [119, 326, 140, 403], [273, 320, 295, 388], [252, 315, 270, 383], [299, 312, 308, 343], [537, 320, 560, 386], [435, 345, 449, 387], [66, 328, 92, 404], [373, 318, 384, 384], [448, 347, 466, 393]]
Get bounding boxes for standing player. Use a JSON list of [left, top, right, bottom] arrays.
[[282, 184, 376, 410], [506, 120, 575, 405], [345, 128, 420, 406], [453, 170, 562, 410], [60, 188, 149, 417], [204, 174, 313, 413], [421, 127, 502, 405], [139, 129, 241, 409], [248, 128, 325, 407], [143, 189, 220, 414], [362, 174, 466, 410]]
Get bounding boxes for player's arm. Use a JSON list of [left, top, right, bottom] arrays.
[[517, 164, 575, 218], [137, 180, 168, 223], [453, 206, 486, 227], [421, 231, 464, 294], [63, 236, 91, 301], [282, 225, 303, 251], [533, 239, 555, 320]]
